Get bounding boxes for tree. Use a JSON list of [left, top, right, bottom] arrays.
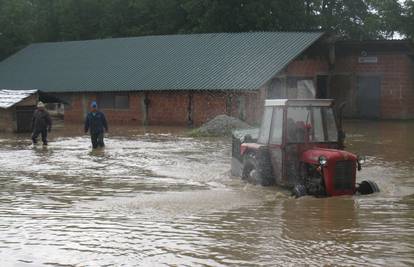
[[0, 0, 36, 59], [0, 0, 411, 60]]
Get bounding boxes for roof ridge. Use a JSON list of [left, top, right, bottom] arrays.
[[30, 31, 324, 46]]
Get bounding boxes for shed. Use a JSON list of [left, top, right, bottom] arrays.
[[0, 89, 38, 132]]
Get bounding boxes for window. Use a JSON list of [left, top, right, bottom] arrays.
[[286, 107, 338, 143], [98, 94, 114, 109], [312, 108, 324, 142], [97, 93, 129, 109], [287, 77, 315, 99], [324, 108, 338, 142], [115, 95, 129, 109], [268, 78, 283, 99], [287, 107, 309, 143], [258, 107, 273, 144], [269, 108, 283, 144]]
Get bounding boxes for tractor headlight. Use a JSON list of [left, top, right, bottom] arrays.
[[358, 155, 366, 165], [318, 156, 328, 166]]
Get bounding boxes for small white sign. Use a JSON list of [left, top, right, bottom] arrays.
[[358, 56, 378, 64]]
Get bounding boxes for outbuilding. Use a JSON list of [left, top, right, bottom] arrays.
[[0, 89, 38, 132], [331, 40, 414, 119]]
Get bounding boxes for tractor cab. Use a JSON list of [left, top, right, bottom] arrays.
[[231, 99, 379, 197]]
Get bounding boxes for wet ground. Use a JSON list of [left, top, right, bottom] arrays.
[[0, 121, 413, 266]]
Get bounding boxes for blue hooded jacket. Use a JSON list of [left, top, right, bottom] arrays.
[[84, 111, 108, 134]]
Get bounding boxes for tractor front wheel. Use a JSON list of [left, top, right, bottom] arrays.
[[357, 180, 380, 195]]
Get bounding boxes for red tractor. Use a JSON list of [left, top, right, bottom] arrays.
[[231, 99, 379, 197]]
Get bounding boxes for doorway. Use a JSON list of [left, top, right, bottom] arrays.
[[16, 106, 36, 133], [316, 75, 328, 99], [357, 76, 381, 119]]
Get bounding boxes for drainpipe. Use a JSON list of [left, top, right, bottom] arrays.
[[226, 93, 233, 116], [187, 91, 193, 127], [82, 93, 88, 120], [327, 35, 337, 99], [142, 92, 149, 126]]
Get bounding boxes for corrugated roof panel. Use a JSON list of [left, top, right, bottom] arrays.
[[0, 89, 37, 109], [0, 32, 323, 92]]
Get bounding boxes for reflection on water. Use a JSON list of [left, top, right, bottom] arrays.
[[0, 121, 413, 266]]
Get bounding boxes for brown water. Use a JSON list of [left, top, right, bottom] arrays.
[[0, 121, 413, 266]]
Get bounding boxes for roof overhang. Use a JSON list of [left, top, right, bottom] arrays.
[[0, 89, 38, 109], [0, 89, 66, 109]]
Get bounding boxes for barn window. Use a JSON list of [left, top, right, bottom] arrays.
[[98, 94, 114, 109], [287, 77, 315, 99], [114, 95, 129, 109], [98, 93, 129, 109]]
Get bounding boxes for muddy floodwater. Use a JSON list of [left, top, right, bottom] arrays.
[[0, 121, 413, 266]]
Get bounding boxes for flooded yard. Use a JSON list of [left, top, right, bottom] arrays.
[[0, 121, 413, 266]]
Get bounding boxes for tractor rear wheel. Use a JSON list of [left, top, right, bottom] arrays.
[[242, 153, 272, 186], [357, 180, 380, 195]]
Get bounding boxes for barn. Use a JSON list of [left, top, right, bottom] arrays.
[[0, 32, 412, 126]]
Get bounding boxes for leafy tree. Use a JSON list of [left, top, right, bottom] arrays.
[[0, 0, 35, 59], [0, 0, 411, 60], [402, 0, 414, 38]]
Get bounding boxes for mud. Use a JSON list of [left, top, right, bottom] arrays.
[[0, 121, 413, 266]]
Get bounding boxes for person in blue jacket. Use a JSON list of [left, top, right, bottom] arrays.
[[84, 101, 108, 149]]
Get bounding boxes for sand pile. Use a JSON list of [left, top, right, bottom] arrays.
[[191, 114, 251, 136]]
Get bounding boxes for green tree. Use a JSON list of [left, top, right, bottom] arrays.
[[0, 0, 36, 59], [401, 0, 414, 38], [0, 0, 411, 60]]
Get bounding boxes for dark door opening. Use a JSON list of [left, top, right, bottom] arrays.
[[357, 76, 381, 119], [316, 75, 328, 99], [16, 106, 36, 133]]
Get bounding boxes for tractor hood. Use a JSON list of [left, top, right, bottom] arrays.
[[301, 148, 357, 165]]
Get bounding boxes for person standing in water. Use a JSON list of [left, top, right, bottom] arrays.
[[84, 101, 108, 149], [31, 101, 52, 146]]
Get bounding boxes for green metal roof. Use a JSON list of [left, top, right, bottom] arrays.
[[0, 32, 323, 92]]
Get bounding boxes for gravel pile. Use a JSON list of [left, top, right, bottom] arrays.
[[192, 114, 251, 136]]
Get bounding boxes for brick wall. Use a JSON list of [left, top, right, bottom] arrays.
[[63, 90, 262, 126], [286, 57, 329, 76], [64, 92, 143, 124], [64, 94, 85, 123], [147, 91, 189, 126], [103, 93, 142, 124], [192, 91, 227, 126], [0, 109, 13, 132], [334, 53, 414, 119]]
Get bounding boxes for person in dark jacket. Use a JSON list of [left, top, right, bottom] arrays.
[[31, 101, 52, 145], [84, 101, 108, 149]]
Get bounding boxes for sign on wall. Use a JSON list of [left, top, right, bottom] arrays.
[[358, 56, 378, 64]]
